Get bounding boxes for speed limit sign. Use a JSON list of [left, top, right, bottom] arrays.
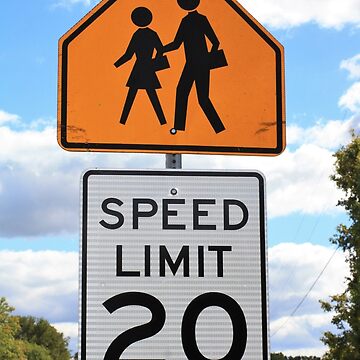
[[80, 170, 268, 359]]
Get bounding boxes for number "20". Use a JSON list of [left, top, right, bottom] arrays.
[[102, 292, 247, 360]]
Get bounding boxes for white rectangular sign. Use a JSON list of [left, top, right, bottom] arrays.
[[80, 170, 268, 359]]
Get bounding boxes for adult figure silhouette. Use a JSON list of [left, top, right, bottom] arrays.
[[163, 0, 225, 134], [114, 7, 166, 125]]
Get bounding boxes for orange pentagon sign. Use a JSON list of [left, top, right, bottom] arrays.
[[58, 0, 285, 155]]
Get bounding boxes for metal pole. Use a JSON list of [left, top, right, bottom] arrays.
[[165, 154, 182, 169]]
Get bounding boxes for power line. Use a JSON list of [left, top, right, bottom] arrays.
[[273, 215, 322, 307], [270, 106, 352, 338], [271, 245, 340, 338]]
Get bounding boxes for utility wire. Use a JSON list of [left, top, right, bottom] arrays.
[[276, 216, 321, 295], [271, 107, 351, 338], [271, 245, 340, 338]]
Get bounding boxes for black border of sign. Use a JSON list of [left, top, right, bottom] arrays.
[[81, 169, 268, 359], [60, 0, 284, 155]]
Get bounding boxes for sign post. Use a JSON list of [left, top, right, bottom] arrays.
[[165, 154, 182, 169], [80, 170, 268, 359]]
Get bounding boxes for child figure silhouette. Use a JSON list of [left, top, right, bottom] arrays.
[[114, 7, 167, 126]]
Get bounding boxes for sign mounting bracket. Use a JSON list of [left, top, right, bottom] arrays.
[[165, 154, 182, 169]]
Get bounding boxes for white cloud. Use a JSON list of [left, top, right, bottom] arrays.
[[271, 313, 331, 353], [0, 249, 79, 354], [53, 0, 93, 9], [338, 54, 360, 113], [269, 243, 347, 306], [53, 322, 78, 339], [0, 250, 78, 322], [287, 118, 358, 148], [339, 82, 360, 112], [241, 0, 360, 29], [51, 0, 360, 29], [340, 54, 360, 80], [0, 110, 20, 125], [267, 146, 340, 217], [269, 243, 349, 355]]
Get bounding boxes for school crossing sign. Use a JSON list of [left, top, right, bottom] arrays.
[[80, 170, 268, 359], [58, 0, 285, 155]]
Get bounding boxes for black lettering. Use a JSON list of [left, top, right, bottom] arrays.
[[162, 199, 186, 230], [100, 198, 124, 230], [182, 292, 247, 360], [193, 199, 216, 230], [145, 245, 151, 277], [208, 246, 232, 277], [133, 199, 158, 229], [103, 292, 166, 360], [116, 245, 140, 277], [160, 245, 189, 277], [224, 200, 249, 230], [198, 246, 204, 277]]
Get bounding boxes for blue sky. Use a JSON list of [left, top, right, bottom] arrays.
[[1, 0, 360, 357]]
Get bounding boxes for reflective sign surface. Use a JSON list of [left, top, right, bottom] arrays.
[[80, 170, 268, 359]]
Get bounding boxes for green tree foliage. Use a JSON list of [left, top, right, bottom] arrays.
[[320, 134, 360, 359], [16, 316, 71, 360], [0, 297, 71, 360], [271, 353, 288, 360], [23, 342, 52, 360], [270, 354, 320, 360], [0, 297, 26, 359]]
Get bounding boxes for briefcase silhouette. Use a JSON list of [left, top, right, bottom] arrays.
[[153, 55, 170, 72], [209, 49, 228, 70]]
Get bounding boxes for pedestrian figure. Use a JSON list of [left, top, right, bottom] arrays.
[[163, 0, 226, 134], [114, 7, 167, 125]]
